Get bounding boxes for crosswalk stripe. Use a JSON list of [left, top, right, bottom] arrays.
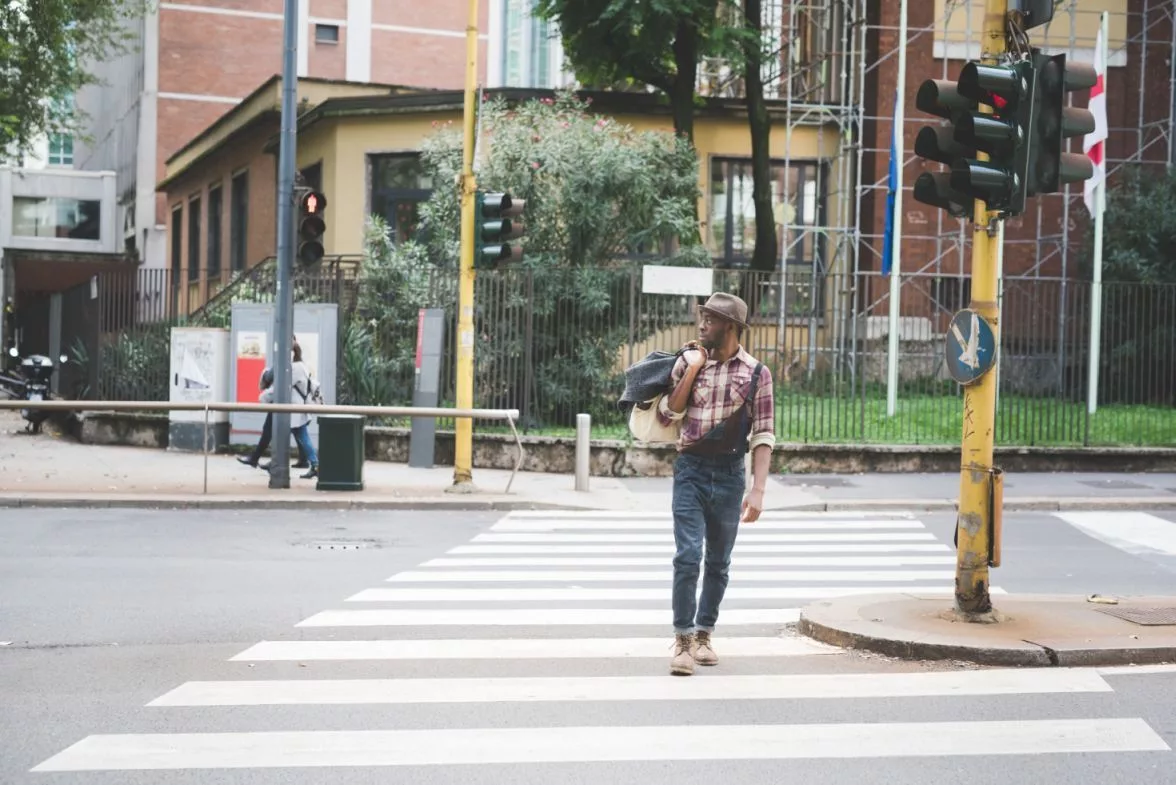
[[449, 543, 954, 554], [31, 719, 1168, 770], [148, 668, 1114, 707], [387, 569, 951, 582], [1057, 511, 1176, 556], [423, 556, 956, 568], [475, 532, 937, 543], [230, 636, 840, 662], [347, 586, 967, 602], [490, 520, 926, 532], [295, 608, 801, 627], [501, 510, 915, 520], [355, 586, 1007, 600]]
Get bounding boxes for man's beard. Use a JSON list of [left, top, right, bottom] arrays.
[[701, 328, 727, 351]]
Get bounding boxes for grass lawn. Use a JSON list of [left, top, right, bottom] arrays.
[[468, 392, 1176, 447]]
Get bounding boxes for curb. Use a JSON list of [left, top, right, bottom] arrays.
[[798, 596, 1176, 669], [0, 497, 593, 512], [1, 496, 1175, 512]]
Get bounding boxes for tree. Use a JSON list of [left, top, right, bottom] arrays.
[[349, 93, 709, 426], [0, 0, 145, 160], [532, 0, 734, 145]]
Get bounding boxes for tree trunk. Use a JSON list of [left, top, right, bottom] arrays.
[[670, 17, 701, 235], [744, 0, 776, 275]]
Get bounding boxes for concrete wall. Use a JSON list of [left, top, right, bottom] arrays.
[[0, 168, 119, 255]]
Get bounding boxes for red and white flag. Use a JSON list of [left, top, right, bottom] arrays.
[[1083, 26, 1108, 215]]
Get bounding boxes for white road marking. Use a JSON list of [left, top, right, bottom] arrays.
[[230, 636, 840, 662], [449, 543, 953, 554], [149, 668, 1114, 707], [490, 520, 926, 532], [1057, 511, 1176, 556], [386, 569, 952, 582], [347, 586, 964, 602], [294, 608, 800, 627], [422, 556, 956, 568], [474, 533, 937, 543], [32, 719, 1167, 770]]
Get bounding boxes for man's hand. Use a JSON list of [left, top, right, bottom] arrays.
[[683, 341, 708, 369], [741, 487, 764, 523]]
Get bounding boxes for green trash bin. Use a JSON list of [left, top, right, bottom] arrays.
[[315, 414, 365, 491]]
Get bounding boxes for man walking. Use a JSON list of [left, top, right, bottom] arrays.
[[657, 292, 775, 676]]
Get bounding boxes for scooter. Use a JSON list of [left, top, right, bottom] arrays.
[[0, 347, 69, 434]]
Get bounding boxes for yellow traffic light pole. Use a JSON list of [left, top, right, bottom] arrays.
[[954, 0, 1008, 616], [452, 0, 480, 490]]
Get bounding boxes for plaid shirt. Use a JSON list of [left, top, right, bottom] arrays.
[[657, 347, 776, 452]]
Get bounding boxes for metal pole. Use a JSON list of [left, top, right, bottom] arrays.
[[203, 403, 209, 494], [954, 0, 1006, 618], [885, 0, 908, 417], [452, 0, 479, 490], [269, 0, 299, 489], [1087, 11, 1109, 416], [575, 413, 590, 491]]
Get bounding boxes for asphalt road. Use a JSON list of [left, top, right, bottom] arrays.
[[3, 506, 1176, 784]]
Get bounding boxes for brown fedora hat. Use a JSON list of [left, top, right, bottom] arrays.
[[699, 292, 749, 330]]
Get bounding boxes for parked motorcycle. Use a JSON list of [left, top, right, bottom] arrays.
[[0, 348, 69, 434]]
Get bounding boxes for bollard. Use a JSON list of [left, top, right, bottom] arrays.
[[575, 413, 591, 491]]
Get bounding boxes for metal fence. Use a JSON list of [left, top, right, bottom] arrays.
[[83, 263, 1176, 447]]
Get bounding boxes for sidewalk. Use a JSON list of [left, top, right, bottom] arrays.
[[799, 593, 1176, 668], [1, 414, 1175, 510]]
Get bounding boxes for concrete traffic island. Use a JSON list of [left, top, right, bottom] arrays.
[[798, 593, 1176, 668]]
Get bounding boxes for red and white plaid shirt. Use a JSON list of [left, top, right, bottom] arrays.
[[657, 346, 776, 452]]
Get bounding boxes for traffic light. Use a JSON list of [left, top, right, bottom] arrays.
[[951, 60, 1035, 216], [297, 190, 327, 267], [912, 79, 978, 218], [912, 60, 1036, 218], [474, 191, 525, 269], [1027, 52, 1096, 196]]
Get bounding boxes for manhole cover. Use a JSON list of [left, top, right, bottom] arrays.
[[775, 476, 856, 488], [1093, 606, 1176, 626], [1079, 479, 1151, 490], [298, 539, 381, 551]]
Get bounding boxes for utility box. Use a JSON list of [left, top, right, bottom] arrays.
[[228, 302, 338, 449], [168, 327, 230, 451], [316, 414, 365, 491]]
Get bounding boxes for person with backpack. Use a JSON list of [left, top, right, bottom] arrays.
[[290, 339, 320, 480], [652, 292, 776, 676], [237, 366, 308, 470]]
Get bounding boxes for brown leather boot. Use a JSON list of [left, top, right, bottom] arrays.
[[693, 630, 718, 666], [670, 633, 695, 676]]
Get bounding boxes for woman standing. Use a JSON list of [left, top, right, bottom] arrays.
[[290, 340, 319, 479]]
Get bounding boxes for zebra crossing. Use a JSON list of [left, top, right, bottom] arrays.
[[30, 509, 1173, 777]]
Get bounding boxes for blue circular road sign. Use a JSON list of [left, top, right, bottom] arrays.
[[945, 308, 997, 385]]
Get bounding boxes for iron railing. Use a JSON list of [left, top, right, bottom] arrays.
[[78, 264, 1176, 447]]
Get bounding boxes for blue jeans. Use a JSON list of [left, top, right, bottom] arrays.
[[292, 423, 318, 467], [671, 452, 746, 634]]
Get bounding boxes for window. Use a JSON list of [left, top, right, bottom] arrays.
[[170, 206, 183, 313], [47, 134, 73, 166], [708, 157, 826, 267], [12, 196, 100, 240], [501, 0, 555, 88], [187, 196, 201, 281], [369, 153, 433, 244], [315, 23, 339, 44], [230, 171, 249, 272], [207, 185, 223, 279], [300, 162, 322, 193]]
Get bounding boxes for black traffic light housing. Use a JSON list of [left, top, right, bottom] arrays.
[[298, 190, 327, 267], [912, 79, 978, 218], [913, 60, 1036, 219], [474, 191, 525, 269], [1028, 52, 1096, 196]]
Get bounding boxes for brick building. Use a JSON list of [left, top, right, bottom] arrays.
[[71, 0, 571, 273]]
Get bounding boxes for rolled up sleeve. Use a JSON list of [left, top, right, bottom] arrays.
[[656, 356, 688, 426], [748, 364, 776, 452]]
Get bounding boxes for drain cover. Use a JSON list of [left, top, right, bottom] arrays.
[[1093, 606, 1176, 626], [299, 539, 380, 551]]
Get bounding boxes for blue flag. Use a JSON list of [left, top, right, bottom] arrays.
[[881, 98, 899, 277]]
